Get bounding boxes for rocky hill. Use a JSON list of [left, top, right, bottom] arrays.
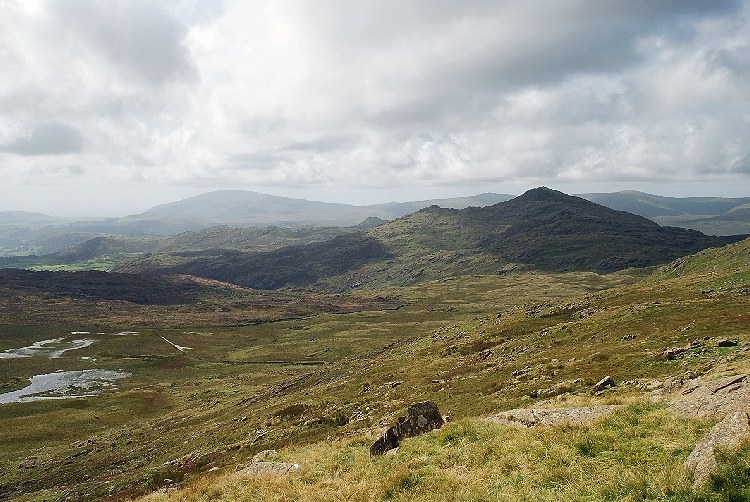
[[116, 188, 745, 290]]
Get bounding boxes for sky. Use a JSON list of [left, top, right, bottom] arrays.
[[0, 0, 749, 217]]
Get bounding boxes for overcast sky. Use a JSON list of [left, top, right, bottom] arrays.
[[1, 0, 749, 216]]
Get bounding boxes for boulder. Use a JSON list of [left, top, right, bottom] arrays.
[[592, 375, 615, 393], [237, 461, 301, 476], [487, 405, 622, 428], [685, 412, 750, 485], [370, 401, 444, 455], [656, 374, 750, 419], [717, 339, 739, 348]]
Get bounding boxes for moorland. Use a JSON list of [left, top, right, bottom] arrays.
[[0, 188, 749, 501]]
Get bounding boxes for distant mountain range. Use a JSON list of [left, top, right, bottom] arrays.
[[0, 192, 513, 256], [117, 188, 745, 291], [581, 191, 750, 235], [1, 189, 749, 257]]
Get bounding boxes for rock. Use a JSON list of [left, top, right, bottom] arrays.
[[488, 405, 622, 428], [370, 401, 445, 455], [685, 412, 750, 485], [387, 381, 402, 388], [512, 366, 531, 377], [479, 349, 493, 360], [237, 462, 301, 476], [592, 376, 615, 393], [251, 449, 277, 462], [657, 374, 750, 419], [717, 339, 739, 347]]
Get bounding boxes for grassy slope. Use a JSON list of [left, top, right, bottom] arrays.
[[1, 240, 749, 500], [135, 238, 750, 501]]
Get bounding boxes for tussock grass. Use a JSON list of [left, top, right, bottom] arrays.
[[143, 403, 724, 502]]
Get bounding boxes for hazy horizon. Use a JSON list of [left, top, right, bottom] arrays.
[[3, 182, 750, 220]]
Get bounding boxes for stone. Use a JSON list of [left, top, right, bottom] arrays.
[[237, 462, 301, 476], [487, 405, 622, 428], [370, 401, 445, 455], [685, 412, 750, 485], [251, 449, 277, 462], [592, 376, 615, 393], [717, 339, 739, 348], [655, 374, 750, 419]]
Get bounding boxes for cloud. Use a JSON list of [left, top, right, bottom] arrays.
[[3, 123, 83, 156], [0, 0, 748, 214], [47, 0, 195, 85]]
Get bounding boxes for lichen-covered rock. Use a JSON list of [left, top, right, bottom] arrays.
[[685, 412, 750, 485], [487, 405, 622, 428], [237, 461, 301, 476], [370, 401, 444, 455], [655, 374, 750, 418], [592, 375, 615, 393]]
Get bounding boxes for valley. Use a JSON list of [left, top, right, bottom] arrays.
[[0, 189, 749, 501]]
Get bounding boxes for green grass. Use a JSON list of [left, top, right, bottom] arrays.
[[142, 404, 720, 501]]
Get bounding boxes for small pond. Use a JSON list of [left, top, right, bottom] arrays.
[[0, 370, 130, 404], [0, 337, 96, 359]]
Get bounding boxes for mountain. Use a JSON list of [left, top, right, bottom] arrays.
[[3, 189, 749, 258], [0, 192, 513, 256], [120, 233, 393, 290], [579, 191, 750, 236], [468, 187, 742, 271], [125, 190, 514, 229], [579, 190, 750, 218], [118, 188, 745, 290], [0, 211, 64, 227], [704, 203, 750, 223]]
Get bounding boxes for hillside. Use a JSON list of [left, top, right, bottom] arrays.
[[0, 192, 511, 257], [120, 188, 745, 290], [126, 190, 514, 228], [0, 211, 64, 227], [580, 191, 750, 236], [0, 268, 220, 305], [124, 233, 394, 290], [580, 190, 750, 218], [5, 233, 749, 500]]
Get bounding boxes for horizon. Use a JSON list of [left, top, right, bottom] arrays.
[[2, 183, 750, 220]]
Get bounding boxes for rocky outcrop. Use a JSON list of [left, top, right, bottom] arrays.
[[685, 412, 750, 485], [235, 450, 301, 477], [370, 401, 444, 455], [654, 374, 750, 419], [237, 461, 301, 476], [592, 376, 615, 393], [487, 405, 622, 428]]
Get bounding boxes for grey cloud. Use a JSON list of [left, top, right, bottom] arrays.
[[48, 0, 195, 85], [4, 123, 83, 156], [1, 0, 749, 211], [707, 45, 750, 75]]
